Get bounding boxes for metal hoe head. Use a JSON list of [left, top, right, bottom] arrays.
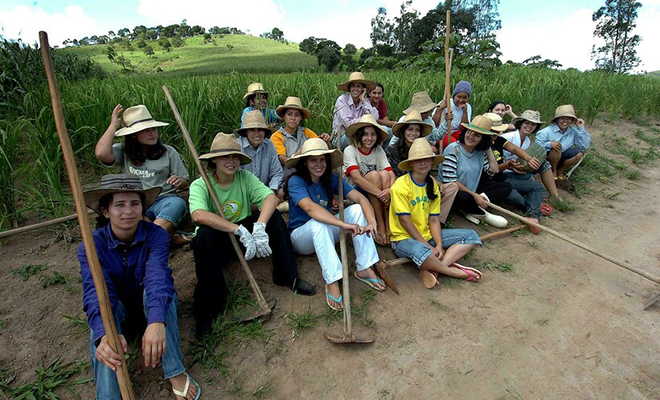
[[236, 299, 276, 322], [325, 331, 375, 344]]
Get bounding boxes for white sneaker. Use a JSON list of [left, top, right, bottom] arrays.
[[464, 213, 481, 225], [482, 211, 508, 228]]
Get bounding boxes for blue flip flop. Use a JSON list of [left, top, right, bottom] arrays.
[[325, 284, 343, 311], [353, 271, 386, 291]]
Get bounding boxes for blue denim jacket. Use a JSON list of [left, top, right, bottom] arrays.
[[78, 221, 175, 343]]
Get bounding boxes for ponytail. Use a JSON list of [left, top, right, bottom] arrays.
[[425, 175, 438, 201]]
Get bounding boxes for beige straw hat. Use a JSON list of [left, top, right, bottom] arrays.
[[512, 110, 545, 126], [337, 72, 376, 92], [551, 104, 577, 123], [460, 115, 496, 136], [199, 132, 252, 164], [83, 174, 161, 215], [284, 138, 343, 169], [236, 110, 270, 137], [482, 113, 509, 133], [275, 96, 310, 120], [403, 91, 438, 114], [115, 105, 169, 137], [243, 82, 268, 100], [345, 114, 389, 142], [398, 138, 445, 172], [392, 110, 434, 138]]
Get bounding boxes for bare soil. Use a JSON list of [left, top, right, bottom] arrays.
[[1, 118, 659, 399]]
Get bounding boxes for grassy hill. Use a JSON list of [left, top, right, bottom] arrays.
[[63, 34, 318, 75]]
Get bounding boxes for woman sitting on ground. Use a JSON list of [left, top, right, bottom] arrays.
[[285, 138, 386, 311], [388, 91, 442, 150], [332, 71, 378, 150], [487, 100, 517, 132], [431, 80, 474, 148], [390, 139, 483, 288], [237, 110, 284, 199], [535, 104, 591, 179], [189, 133, 315, 337], [95, 104, 191, 246], [343, 114, 396, 245], [79, 174, 200, 400], [241, 82, 279, 131], [369, 82, 396, 129], [440, 116, 512, 228]]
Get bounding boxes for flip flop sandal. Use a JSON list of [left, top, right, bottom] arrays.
[[172, 372, 202, 400], [325, 284, 343, 311], [353, 271, 386, 291], [540, 204, 553, 216], [525, 217, 541, 234], [373, 231, 387, 246], [420, 269, 438, 289], [450, 263, 483, 282]]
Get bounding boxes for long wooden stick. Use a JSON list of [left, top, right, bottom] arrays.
[[39, 32, 135, 399], [337, 167, 353, 338], [0, 209, 94, 239], [162, 85, 270, 312], [486, 201, 660, 284], [444, 10, 452, 148]]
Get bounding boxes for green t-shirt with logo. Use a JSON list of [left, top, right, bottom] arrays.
[[189, 170, 273, 231]]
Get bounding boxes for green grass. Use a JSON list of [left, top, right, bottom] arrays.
[[12, 264, 48, 281], [285, 308, 321, 340], [1, 357, 92, 400], [625, 170, 643, 180], [478, 260, 514, 273], [39, 271, 68, 288], [550, 197, 576, 212]]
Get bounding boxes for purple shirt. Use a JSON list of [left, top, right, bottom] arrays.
[[332, 93, 378, 136]]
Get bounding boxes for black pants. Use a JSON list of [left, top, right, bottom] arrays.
[[454, 179, 512, 215], [191, 210, 298, 329]]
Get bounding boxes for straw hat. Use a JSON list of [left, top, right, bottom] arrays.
[[236, 110, 269, 137], [199, 132, 252, 164], [403, 91, 438, 114], [83, 174, 161, 215], [392, 110, 434, 138], [115, 105, 168, 137], [398, 138, 445, 172], [482, 113, 509, 133], [345, 114, 389, 142], [284, 138, 343, 169], [460, 115, 496, 136], [551, 104, 577, 123], [275, 96, 310, 120], [337, 72, 376, 92], [243, 82, 268, 100], [512, 110, 545, 126]]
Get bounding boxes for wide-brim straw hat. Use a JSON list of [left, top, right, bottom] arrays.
[[83, 174, 161, 215], [337, 72, 376, 92], [512, 109, 545, 126], [284, 138, 343, 169], [236, 110, 270, 137], [243, 82, 268, 100], [392, 110, 434, 138], [345, 114, 389, 142], [460, 115, 496, 136], [551, 104, 577, 123], [482, 112, 509, 133], [115, 105, 168, 137], [199, 132, 252, 164], [403, 91, 437, 114], [398, 138, 445, 172], [275, 96, 310, 120]]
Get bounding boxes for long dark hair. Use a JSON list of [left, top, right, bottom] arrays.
[[425, 175, 438, 201], [458, 127, 491, 151], [396, 124, 412, 161], [244, 92, 268, 108], [95, 192, 146, 228], [124, 134, 167, 166], [352, 126, 383, 148], [513, 119, 541, 134], [283, 154, 333, 203], [487, 100, 506, 113]]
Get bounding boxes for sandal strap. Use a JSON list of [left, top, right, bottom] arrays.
[[172, 373, 191, 397]]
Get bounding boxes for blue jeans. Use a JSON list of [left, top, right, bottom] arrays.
[[503, 173, 543, 219], [391, 229, 482, 267], [90, 292, 185, 400], [145, 195, 187, 227]]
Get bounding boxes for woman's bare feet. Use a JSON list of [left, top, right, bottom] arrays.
[[170, 372, 198, 400], [326, 282, 343, 311], [356, 267, 386, 290]]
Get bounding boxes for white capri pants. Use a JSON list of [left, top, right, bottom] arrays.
[[290, 204, 380, 284]]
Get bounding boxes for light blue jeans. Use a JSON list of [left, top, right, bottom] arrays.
[[145, 195, 187, 227], [391, 229, 482, 267], [502, 173, 544, 219], [89, 292, 185, 400]]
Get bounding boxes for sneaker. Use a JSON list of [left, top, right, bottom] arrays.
[[287, 278, 316, 296], [482, 211, 508, 228], [464, 213, 482, 225]]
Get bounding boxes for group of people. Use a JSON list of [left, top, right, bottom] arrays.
[[79, 72, 591, 399]]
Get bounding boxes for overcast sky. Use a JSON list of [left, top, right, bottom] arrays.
[[1, 0, 658, 72]]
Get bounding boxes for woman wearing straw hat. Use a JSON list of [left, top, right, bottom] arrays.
[[389, 91, 442, 149], [79, 174, 201, 400], [241, 82, 278, 130], [431, 80, 474, 148], [332, 71, 378, 150], [487, 100, 517, 132], [390, 139, 483, 288], [95, 104, 191, 246], [237, 110, 284, 199], [440, 116, 511, 228], [284, 138, 385, 311], [386, 111, 458, 225], [343, 114, 395, 245], [535, 105, 591, 179], [189, 133, 316, 337]]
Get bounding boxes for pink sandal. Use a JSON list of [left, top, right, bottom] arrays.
[[450, 263, 483, 282]]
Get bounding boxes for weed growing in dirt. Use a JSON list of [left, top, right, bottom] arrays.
[[352, 289, 377, 327], [625, 170, 643, 180], [635, 129, 660, 147], [12, 263, 48, 281], [323, 307, 342, 326], [478, 260, 514, 273], [39, 270, 68, 288], [0, 367, 14, 397], [285, 308, 320, 340], [602, 190, 623, 200], [550, 197, 576, 212], [2, 356, 92, 400], [503, 378, 524, 400], [62, 315, 87, 333], [252, 379, 276, 398]]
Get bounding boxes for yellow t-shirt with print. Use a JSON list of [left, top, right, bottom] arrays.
[[389, 173, 440, 242]]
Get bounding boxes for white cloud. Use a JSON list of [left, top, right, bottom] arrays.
[[0, 5, 106, 46], [635, 2, 660, 71]]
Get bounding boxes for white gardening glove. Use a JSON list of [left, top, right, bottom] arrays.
[[234, 225, 256, 261], [252, 222, 272, 258]]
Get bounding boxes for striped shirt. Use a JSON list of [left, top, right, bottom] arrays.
[[440, 142, 491, 192]]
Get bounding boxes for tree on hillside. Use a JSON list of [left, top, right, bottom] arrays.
[[117, 28, 130, 38], [316, 40, 341, 71], [344, 43, 357, 55], [299, 37, 319, 54], [591, 0, 642, 73]]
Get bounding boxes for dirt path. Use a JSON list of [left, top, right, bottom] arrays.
[[1, 119, 659, 399]]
